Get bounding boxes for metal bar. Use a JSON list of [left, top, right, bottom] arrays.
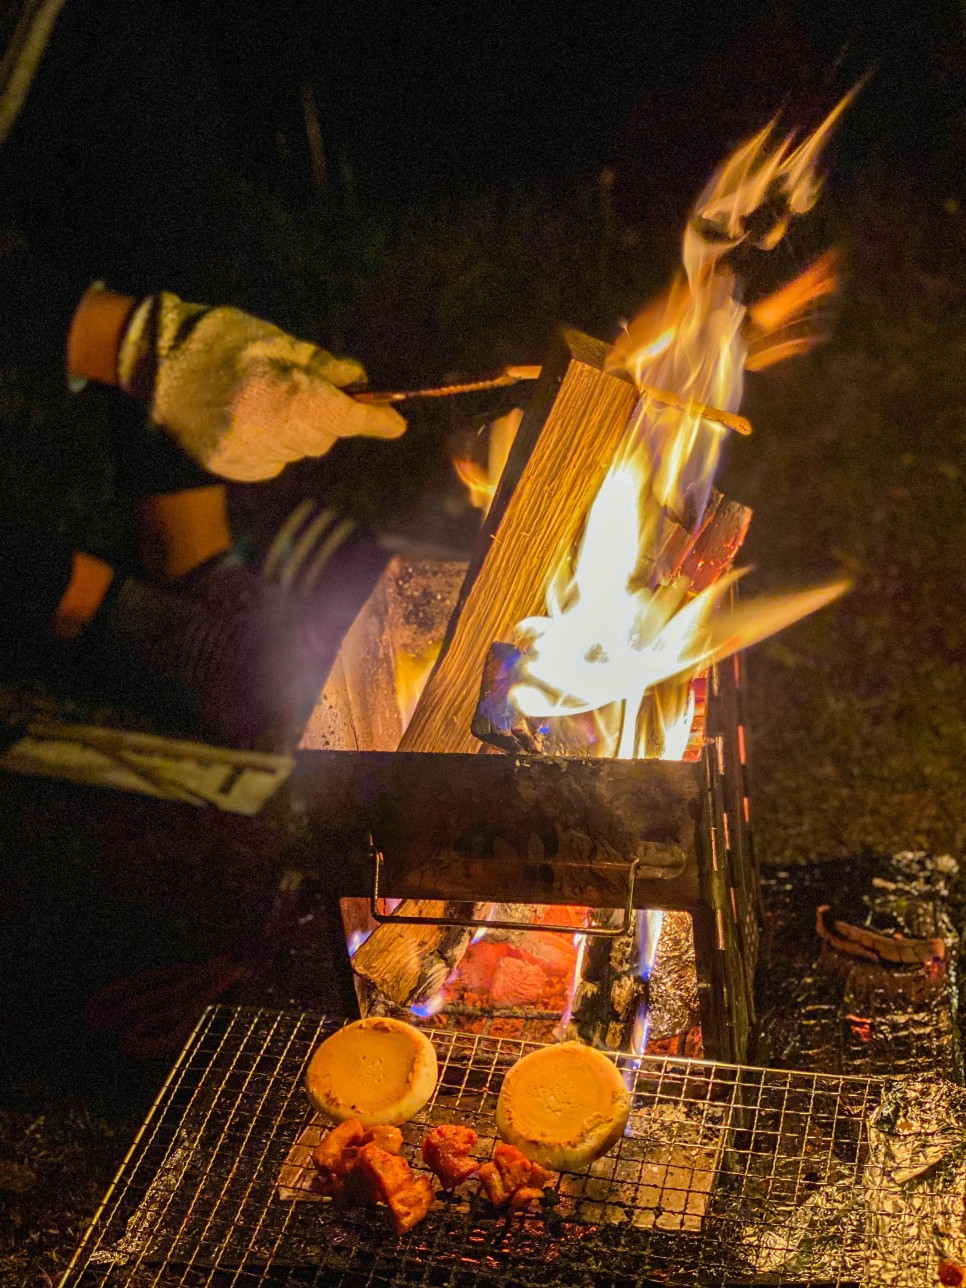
[[370, 844, 640, 938]]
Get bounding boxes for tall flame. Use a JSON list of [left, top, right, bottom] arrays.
[[510, 97, 855, 760]]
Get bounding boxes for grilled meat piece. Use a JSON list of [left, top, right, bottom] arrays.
[[358, 1141, 437, 1235], [388, 1173, 435, 1234], [311, 1117, 365, 1173], [356, 1141, 415, 1203], [493, 1143, 533, 1192], [311, 1120, 405, 1204], [309, 1122, 436, 1233], [421, 1124, 479, 1190], [477, 1160, 509, 1207], [479, 1144, 555, 1209], [509, 1185, 545, 1212]]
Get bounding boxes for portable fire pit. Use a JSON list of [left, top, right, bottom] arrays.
[[284, 643, 757, 1064]]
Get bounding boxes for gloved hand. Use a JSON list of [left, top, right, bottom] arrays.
[[70, 286, 407, 481]]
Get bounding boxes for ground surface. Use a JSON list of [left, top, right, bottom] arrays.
[[3, 172, 966, 1283]]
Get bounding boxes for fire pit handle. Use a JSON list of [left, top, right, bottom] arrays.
[[369, 845, 641, 938]]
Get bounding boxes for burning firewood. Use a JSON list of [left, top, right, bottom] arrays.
[[401, 328, 641, 758], [563, 909, 662, 1052], [350, 901, 478, 1009], [353, 329, 727, 997]]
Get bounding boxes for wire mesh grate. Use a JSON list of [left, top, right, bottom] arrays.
[[60, 1005, 910, 1287]]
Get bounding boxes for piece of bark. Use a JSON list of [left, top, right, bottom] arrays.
[[816, 905, 946, 967], [645, 910, 701, 1044]]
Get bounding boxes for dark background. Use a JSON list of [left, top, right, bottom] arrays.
[[202, 0, 960, 203], [2, 2, 966, 1282]]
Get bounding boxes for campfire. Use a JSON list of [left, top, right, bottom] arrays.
[[301, 98, 853, 1062]]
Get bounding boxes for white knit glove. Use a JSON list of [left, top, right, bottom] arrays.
[[117, 292, 406, 481]]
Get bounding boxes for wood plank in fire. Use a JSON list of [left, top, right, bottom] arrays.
[[399, 327, 641, 756]]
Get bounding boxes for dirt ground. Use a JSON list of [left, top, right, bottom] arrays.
[[3, 175, 966, 1284]]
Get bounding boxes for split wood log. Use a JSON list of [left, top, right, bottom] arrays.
[[399, 327, 642, 756], [675, 496, 751, 594], [301, 558, 468, 1002], [350, 900, 477, 1007]]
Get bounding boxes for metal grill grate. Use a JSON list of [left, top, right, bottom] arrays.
[[61, 1005, 906, 1287]]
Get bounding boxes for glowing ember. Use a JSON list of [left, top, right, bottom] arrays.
[[506, 96, 855, 761]]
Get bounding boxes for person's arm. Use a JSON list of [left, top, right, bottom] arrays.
[[66, 285, 406, 482]]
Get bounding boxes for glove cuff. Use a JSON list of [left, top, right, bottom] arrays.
[[66, 284, 137, 387]]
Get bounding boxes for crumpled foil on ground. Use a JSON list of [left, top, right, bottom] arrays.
[[735, 1074, 966, 1286], [736, 1176, 866, 1282], [864, 1075, 966, 1288], [757, 851, 962, 1080]]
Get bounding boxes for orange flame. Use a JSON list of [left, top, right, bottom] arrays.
[[395, 642, 442, 732], [745, 247, 839, 371], [510, 95, 855, 760], [453, 408, 522, 514]]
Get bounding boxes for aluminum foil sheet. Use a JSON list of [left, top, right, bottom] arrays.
[[647, 909, 701, 1044], [733, 1074, 966, 1285], [736, 1175, 867, 1282], [864, 1075, 966, 1288], [757, 851, 962, 1080]]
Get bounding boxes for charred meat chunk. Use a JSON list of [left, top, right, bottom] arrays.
[[421, 1124, 479, 1190], [478, 1143, 555, 1209]]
